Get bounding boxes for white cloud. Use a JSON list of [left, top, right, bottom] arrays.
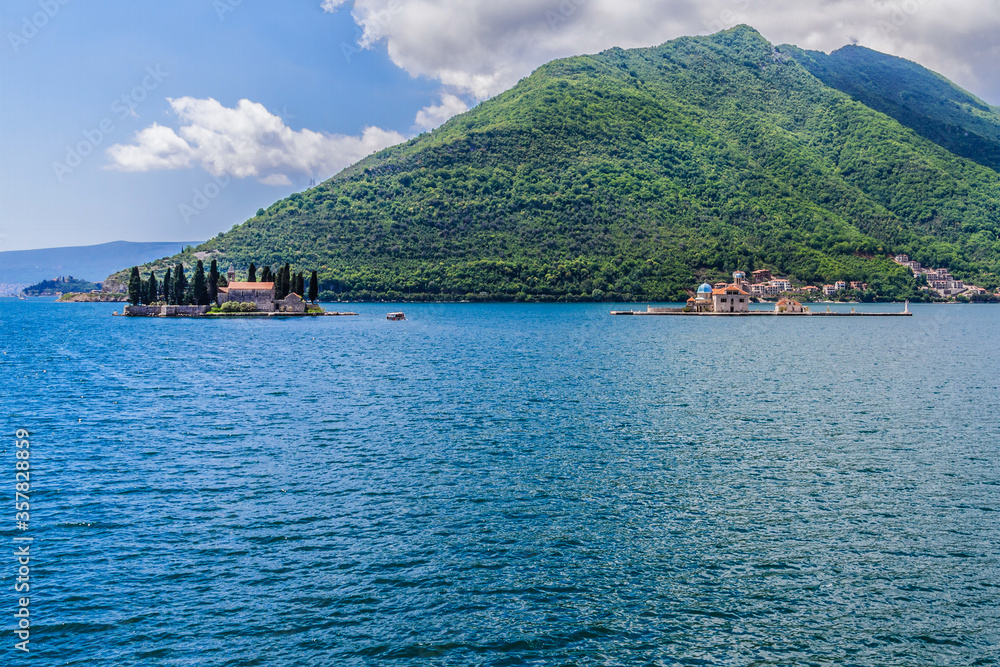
[[106, 97, 406, 184], [323, 0, 1000, 104], [413, 93, 469, 131]]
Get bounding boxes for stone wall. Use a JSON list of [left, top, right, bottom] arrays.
[[225, 288, 275, 310], [276, 293, 306, 312], [124, 305, 210, 317]]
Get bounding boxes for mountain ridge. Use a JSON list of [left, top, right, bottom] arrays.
[[2, 240, 201, 285]]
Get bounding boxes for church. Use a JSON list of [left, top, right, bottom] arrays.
[[686, 273, 750, 313], [216, 267, 306, 313]]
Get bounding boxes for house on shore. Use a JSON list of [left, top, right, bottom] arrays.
[[776, 298, 806, 314]]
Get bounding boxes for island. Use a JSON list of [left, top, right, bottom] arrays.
[[613, 274, 912, 316], [121, 264, 356, 317]]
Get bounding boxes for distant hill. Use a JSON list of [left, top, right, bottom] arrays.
[[116, 27, 1000, 301], [1, 241, 201, 285], [23, 276, 100, 296], [784, 44, 1000, 172]]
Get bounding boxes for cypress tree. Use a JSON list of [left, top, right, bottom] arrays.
[[147, 271, 158, 305], [284, 264, 292, 298], [208, 259, 219, 303], [308, 271, 318, 302], [174, 263, 187, 305], [163, 268, 172, 303], [294, 272, 304, 297], [127, 267, 141, 305], [248, 262, 257, 282], [193, 260, 209, 306]]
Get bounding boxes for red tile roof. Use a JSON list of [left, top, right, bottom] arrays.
[[712, 284, 749, 295], [227, 282, 274, 290]]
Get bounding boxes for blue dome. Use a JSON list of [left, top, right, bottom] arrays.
[[697, 283, 713, 294]]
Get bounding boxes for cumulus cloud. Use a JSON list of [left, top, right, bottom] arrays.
[[106, 97, 406, 184], [414, 93, 469, 131], [324, 0, 1000, 104]]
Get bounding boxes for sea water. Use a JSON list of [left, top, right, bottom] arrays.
[[2, 299, 998, 665]]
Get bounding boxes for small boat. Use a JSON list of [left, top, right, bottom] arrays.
[[386, 312, 405, 321]]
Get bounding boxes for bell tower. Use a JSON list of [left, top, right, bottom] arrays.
[[228, 266, 236, 283]]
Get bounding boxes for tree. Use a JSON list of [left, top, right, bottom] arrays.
[[260, 266, 272, 283], [294, 272, 304, 296], [173, 263, 187, 305], [208, 259, 219, 304], [248, 262, 256, 282], [127, 267, 142, 305], [277, 263, 291, 299], [193, 260, 210, 306], [147, 271, 158, 305], [308, 270, 318, 302], [162, 268, 172, 304]]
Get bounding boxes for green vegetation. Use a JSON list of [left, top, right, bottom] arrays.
[[22, 276, 99, 296], [127, 267, 142, 305], [785, 44, 1000, 173], [215, 301, 257, 313], [309, 270, 319, 302], [145, 271, 158, 305], [114, 27, 1000, 301], [193, 260, 209, 306], [208, 259, 220, 303]]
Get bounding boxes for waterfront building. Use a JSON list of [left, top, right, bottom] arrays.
[[712, 284, 750, 313], [770, 278, 792, 293], [217, 281, 307, 312], [690, 282, 714, 312], [775, 298, 805, 314]]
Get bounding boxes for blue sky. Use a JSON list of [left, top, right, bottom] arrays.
[[2, 0, 998, 252]]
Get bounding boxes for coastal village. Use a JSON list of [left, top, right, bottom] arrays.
[[891, 254, 990, 299]]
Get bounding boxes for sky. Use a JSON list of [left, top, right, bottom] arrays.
[[1, 0, 998, 252]]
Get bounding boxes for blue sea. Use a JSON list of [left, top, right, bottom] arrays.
[[2, 299, 998, 665]]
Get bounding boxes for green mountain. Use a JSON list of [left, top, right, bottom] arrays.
[[114, 26, 1000, 301], [783, 44, 1000, 173]]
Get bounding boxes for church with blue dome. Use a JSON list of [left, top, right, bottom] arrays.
[[686, 271, 750, 313]]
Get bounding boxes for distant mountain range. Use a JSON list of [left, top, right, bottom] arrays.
[[116, 26, 1000, 301], [0, 241, 201, 287]]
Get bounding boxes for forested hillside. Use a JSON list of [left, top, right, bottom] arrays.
[[785, 44, 1000, 173], [113, 26, 1000, 302]]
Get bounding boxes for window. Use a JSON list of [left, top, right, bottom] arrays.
[[720, 298, 727, 302], [739, 298, 744, 303]]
